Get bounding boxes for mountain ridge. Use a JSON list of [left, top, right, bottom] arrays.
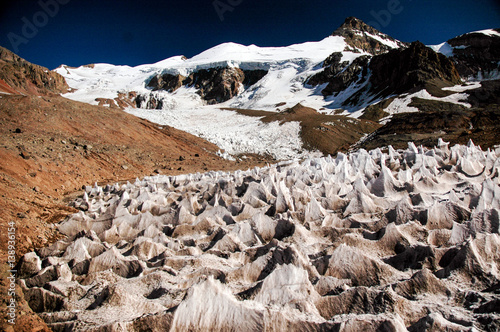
[[0, 46, 68, 96], [44, 17, 500, 159], [332, 16, 408, 54]]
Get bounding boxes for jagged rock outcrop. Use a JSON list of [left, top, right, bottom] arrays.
[[308, 17, 406, 90], [185, 67, 245, 104], [0, 46, 68, 95], [317, 55, 370, 96], [135, 93, 164, 109], [309, 38, 462, 106], [145, 67, 268, 105], [360, 98, 500, 150], [368, 41, 462, 97], [306, 52, 347, 87], [447, 29, 500, 79], [147, 73, 186, 93], [332, 17, 408, 55], [20, 141, 500, 331]]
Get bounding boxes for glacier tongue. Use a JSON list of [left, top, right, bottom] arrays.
[[21, 141, 500, 331]]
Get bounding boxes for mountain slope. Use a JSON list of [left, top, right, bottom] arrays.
[[0, 52, 268, 332], [0, 46, 68, 95], [431, 28, 500, 80], [1, 17, 500, 332], [54, 35, 360, 112]]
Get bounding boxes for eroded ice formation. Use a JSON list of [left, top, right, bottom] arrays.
[[19, 140, 500, 331]]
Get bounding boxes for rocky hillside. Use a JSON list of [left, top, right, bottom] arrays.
[[0, 53, 269, 332], [309, 40, 462, 108], [228, 103, 381, 156], [332, 16, 408, 55], [0, 46, 69, 95], [447, 29, 500, 80], [306, 21, 500, 151], [368, 41, 462, 97]]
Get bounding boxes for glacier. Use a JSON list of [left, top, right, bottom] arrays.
[[18, 140, 500, 331]]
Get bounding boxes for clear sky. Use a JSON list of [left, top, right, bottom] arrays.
[[0, 0, 499, 69]]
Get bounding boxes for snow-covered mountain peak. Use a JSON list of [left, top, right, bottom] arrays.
[[333, 16, 379, 35], [160, 36, 349, 74], [54, 33, 358, 110], [332, 16, 407, 54], [55, 17, 410, 112]]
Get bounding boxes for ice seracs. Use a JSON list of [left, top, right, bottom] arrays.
[[19, 140, 500, 331]]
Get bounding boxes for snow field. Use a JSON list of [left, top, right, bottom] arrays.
[[19, 140, 500, 331]]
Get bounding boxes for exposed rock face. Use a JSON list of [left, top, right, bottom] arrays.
[[319, 55, 370, 96], [135, 93, 164, 109], [360, 94, 500, 151], [332, 17, 408, 55], [306, 52, 346, 87], [308, 17, 408, 94], [147, 73, 186, 93], [20, 141, 500, 331], [185, 67, 245, 104], [310, 41, 462, 106], [144, 67, 268, 106], [0, 46, 68, 95], [448, 30, 500, 79], [368, 41, 462, 97]]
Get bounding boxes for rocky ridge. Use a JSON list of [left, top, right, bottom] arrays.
[[332, 16, 408, 55], [309, 41, 462, 108], [0, 46, 68, 96], [367, 41, 462, 97], [447, 29, 500, 80], [143, 67, 268, 106]]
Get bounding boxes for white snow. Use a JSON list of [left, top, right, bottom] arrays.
[[55, 35, 384, 160], [124, 105, 320, 160], [470, 29, 500, 38], [378, 88, 472, 124], [442, 81, 482, 92], [365, 32, 402, 49], [54, 36, 372, 159], [55, 36, 350, 108], [429, 42, 455, 57]]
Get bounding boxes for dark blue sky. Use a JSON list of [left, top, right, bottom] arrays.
[[1, 0, 499, 69]]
